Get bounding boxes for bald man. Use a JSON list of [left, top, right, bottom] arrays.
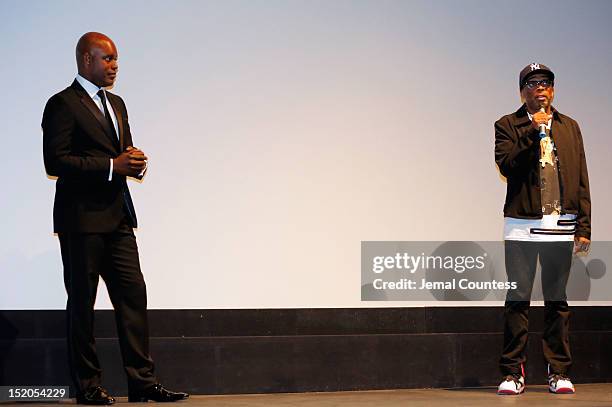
[[42, 32, 188, 405]]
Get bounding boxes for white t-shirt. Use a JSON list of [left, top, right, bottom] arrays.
[[504, 214, 576, 242]]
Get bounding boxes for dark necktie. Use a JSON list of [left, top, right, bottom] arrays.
[[97, 89, 118, 140], [97, 90, 136, 225]]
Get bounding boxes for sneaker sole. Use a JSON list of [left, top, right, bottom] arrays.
[[549, 387, 575, 394], [497, 388, 525, 395]]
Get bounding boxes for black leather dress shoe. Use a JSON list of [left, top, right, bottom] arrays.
[[76, 386, 115, 405], [128, 383, 189, 402]]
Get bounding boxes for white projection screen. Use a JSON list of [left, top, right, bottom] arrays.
[[1, 0, 611, 309]]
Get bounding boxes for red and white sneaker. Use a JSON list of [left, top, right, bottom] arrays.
[[497, 374, 525, 395], [548, 374, 575, 394]]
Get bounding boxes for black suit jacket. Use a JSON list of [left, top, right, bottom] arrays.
[[43, 80, 139, 233]]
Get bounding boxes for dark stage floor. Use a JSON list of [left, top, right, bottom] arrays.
[[7, 384, 612, 407]]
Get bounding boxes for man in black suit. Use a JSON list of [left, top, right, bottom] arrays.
[[42, 32, 188, 405]]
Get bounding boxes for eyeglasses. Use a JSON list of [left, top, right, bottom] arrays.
[[524, 79, 553, 90]]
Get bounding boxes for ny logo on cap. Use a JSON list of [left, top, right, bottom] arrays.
[[530, 63, 541, 71]]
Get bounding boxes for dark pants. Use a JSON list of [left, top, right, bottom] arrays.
[[499, 240, 573, 376], [59, 215, 156, 393]]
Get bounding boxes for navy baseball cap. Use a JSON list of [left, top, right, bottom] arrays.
[[519, 63, 555, 89]]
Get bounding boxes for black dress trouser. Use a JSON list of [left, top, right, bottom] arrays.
[[58, 214, 156, 393], [499, 240, 573, 377]]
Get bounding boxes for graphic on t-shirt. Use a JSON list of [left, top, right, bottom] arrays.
[[540, 136, 555, 167], [539, 133, 561, 216]]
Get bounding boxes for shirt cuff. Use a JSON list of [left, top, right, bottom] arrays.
[[108, 158, 113, 181], [139, 160, 148, 177]]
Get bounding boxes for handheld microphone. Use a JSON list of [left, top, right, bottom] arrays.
[[539, 106, 547, 138]]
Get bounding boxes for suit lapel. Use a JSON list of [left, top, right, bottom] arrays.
[[71, 80, 121, 151], [107, 94, 125, 151]]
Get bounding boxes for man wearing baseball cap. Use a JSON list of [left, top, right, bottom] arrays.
[[494, 63, 591, 395]]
